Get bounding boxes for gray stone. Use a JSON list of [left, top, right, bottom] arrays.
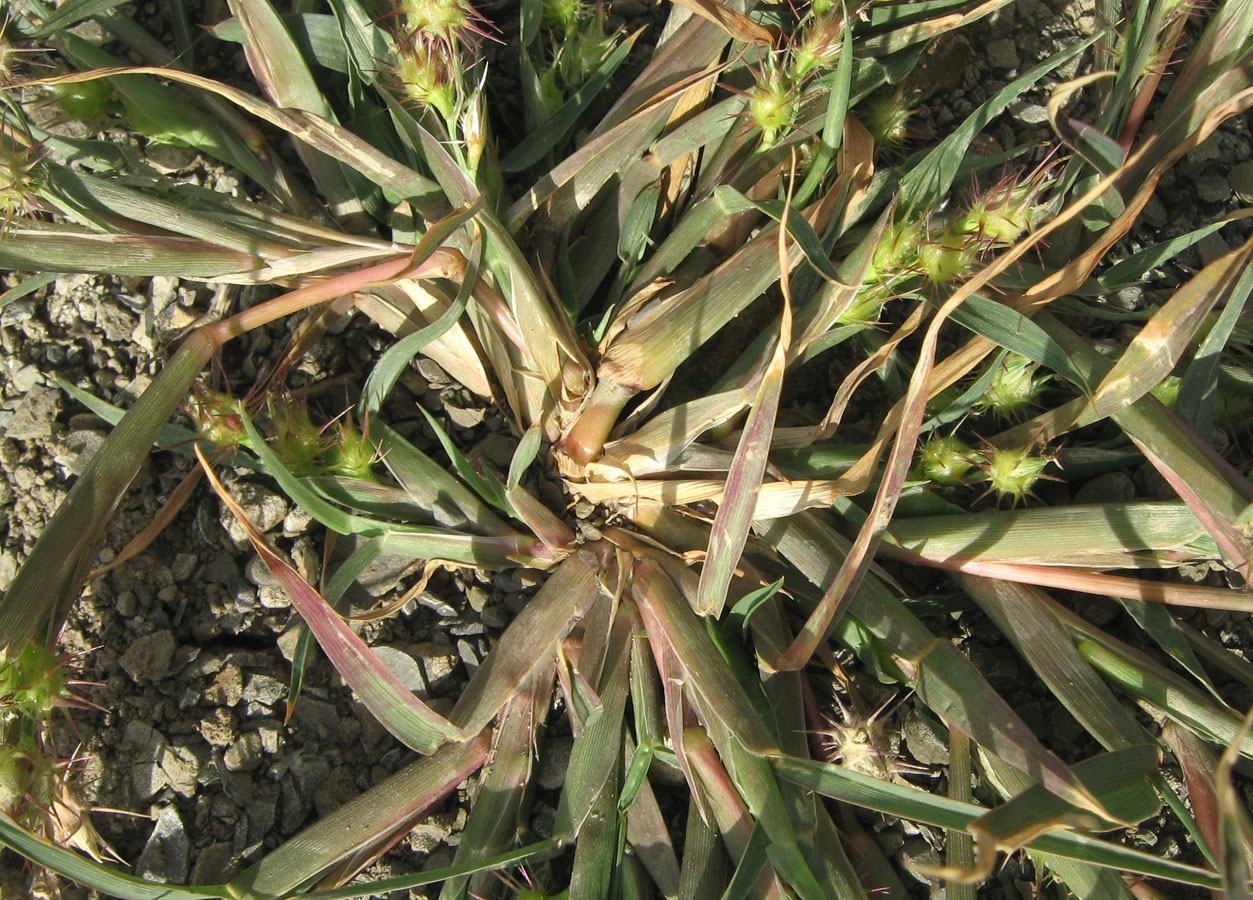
[[0, 299, 35, 326], [257, 585, 290, 609], [160, 742, 201, 797], [119, 630, 177, 683], [198, 708, 237, 748], [291, 697, 338, 741], [254, 719, 284, 754], [205, 664, 244, 707], [125, 721, 168, 801], [224, 732, 264, 772], [417, 642, 460, 692], [456, 638, 479, 677], [537, 734, 573, 790], [282, 505, 314, 537], [445, 403, 485, 429], [903, 709, 949, 766], [466, 585, 490, 612], [245, 556, 280, 587], [1197, 232, 1231, 267], [1074, 471, 1136, 504], [116, 591, 139, 618], [3, 384, 60, 440], [475, 433, 517, 468], [1230, 160, 1253, 203], [96, 300, 137, 343], [373, 644, 428, 697], [7, 363, 41, 393], [1195, 174, 1232, 204], [417, 359, 449, 385], [1140, 193, 1168, 229], [898, 836, 945, 897], [481, 604, 508, 629], [986, 38, 1018, 69], [246, 789, 279, 850], [1010, 102, 1048, 125], [0, 551, 17, 593], [279, 774, 310, 834], [418, 591, 458, 617], [315, 766, 360, 819], [275, 625, 302, 663], [135, 805, 190, 883], [221, 482, 288, 542], [242, 673, 286, 708], [289, 754, 330, 796], [406, 822, 453, 854], [144, 142, 197, 174], [190, 842, 239, 885], [1111, 285, 1143, 311]]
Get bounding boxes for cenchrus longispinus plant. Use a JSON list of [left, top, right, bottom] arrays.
[[1, 0, 1253, 897]]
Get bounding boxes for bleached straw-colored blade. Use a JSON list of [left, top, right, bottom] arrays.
[[30, 66, 446, 216], [597, 389, 748, 479]]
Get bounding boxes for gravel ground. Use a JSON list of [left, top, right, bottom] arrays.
[[1, 0, 1252, 897]]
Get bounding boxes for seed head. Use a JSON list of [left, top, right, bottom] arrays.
[[192, 386, 248, 449], [954, 174, 1050, 244], [323, 418, 380, 481], [270, 399, 328, 476], [816, 691, 921, 782], [747, 69, 795, 148], [918, 434, 974, 485], [396, 0, 480, 46], [542, 0, 587, 33], [866, 219, 920, 283], [0, 141, 41, 228], [395, 38, 460, 122], [0, 643, 68, 721], [976, 443, 1054, 506], [858, 87, 916, 158], [976, 354, 1048, 419], [916, 227, 976, 283], [790, 18, 843, 81]]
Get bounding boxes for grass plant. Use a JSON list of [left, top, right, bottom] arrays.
[[0, 0, 1252, 896]]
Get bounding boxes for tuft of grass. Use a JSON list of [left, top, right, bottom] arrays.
[[0, 0, 1251, 897]]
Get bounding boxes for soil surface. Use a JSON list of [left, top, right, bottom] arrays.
[[1, 0, 1252, 898]]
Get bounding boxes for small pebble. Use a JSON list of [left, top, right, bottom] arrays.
[[1196, 232, 1231, 267], [1010, 102, 1048, 125], [1194, 173, 1232, 204], [986, 38, 1018, 69], [135, 805, 190, 884], [119, 630, 177, 683], [1230, 160, 1253, 202]]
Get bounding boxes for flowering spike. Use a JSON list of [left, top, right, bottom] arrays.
[[975, 354, 1049, 420], [974, 443, 1055, 507], [918, 434, 975, 485], [916, 227, 976, 283]]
